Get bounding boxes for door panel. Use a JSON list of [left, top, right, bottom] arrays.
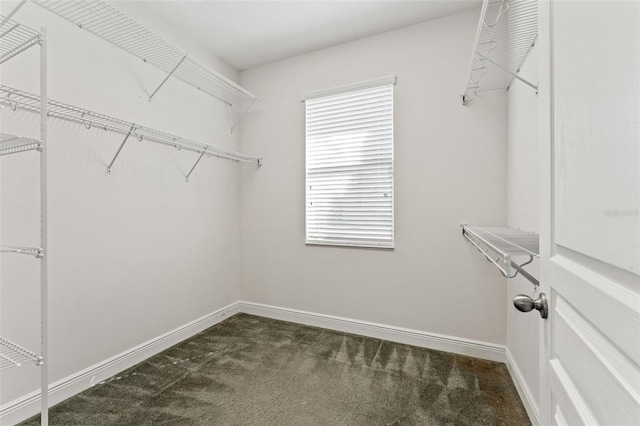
[[541, 1, 640, 424], [552, 0, 639, 274]]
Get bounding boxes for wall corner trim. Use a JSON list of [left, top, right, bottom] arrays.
[[0, 302, 240, 426], [505, 348, 541, 425], [238, 301, 506, 363]]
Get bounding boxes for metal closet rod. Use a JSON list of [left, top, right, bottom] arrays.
[[461, 224, 539, 286], [0, 85, 262, 166]]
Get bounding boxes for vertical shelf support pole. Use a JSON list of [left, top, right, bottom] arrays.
[[39, 27, 48, 426], [148, 54, 187, 102], [107, 125, 136, 174], [185, 148, 207, 182]]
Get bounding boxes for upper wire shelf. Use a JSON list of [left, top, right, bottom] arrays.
[[0, 133, 42, 156], [462, 224, 539, 285], [32, 0, 257, 107], [0, 336, 42, 371], [0, 14, 42, 64], [462, 0, 538, 104], [0, 85, 261, 167]]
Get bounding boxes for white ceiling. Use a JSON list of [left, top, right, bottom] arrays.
[[140, 1, 481, 71]]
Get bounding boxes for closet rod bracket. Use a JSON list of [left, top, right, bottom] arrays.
[[107, 125, 136, 174], [185, 148, 207, 182]]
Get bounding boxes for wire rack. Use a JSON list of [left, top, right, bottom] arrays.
[[0, 85, 261, 165], [0, 244, 43, 257], [33, 0, 257, 106], [0, 14, 42, 64], [462, 0, 538, 103], [0, 133, 43, 156], [462, 225, 539, 284], [0, 336, 43, 371]]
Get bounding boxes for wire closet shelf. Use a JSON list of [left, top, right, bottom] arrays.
[[0, 85, 261, 167], [0, 14, 43, 64], [32, 1, 257, 108], [462, 0, 538, 104], [461, 225, 539, 286], [0, 133, 42, 156], [0, 337, 43, 371]]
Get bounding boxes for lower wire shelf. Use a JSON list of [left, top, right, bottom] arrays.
[[0, 336, 42, 371], [461, 224, 539, 286], [0, 245, 43, 257]]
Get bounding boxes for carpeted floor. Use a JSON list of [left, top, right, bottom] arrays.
[[22, 313, 530, 425]]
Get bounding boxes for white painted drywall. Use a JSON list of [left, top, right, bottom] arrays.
[[239, 9, 509, 346], [0, 0, 251, 407], [506, 43, 541, 422]]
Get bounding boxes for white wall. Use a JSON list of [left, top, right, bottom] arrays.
[[239, 9, 509, 347], [1, 0, 249, 410], [506, 44, 541, 423]]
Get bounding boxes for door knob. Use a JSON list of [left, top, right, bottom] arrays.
[[513, 293, 548, 319]]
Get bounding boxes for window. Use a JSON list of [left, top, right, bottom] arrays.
[[303, 77, 394, 248]]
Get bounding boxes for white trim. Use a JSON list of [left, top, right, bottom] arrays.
[[0, 302, 240, 426], [238, 301, 506, 363], [300, 75, 396, 101], [505, 348, 541, 425]]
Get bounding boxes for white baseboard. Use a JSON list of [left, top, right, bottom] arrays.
[[3, 300, 513, 426], [505, 348, 541, 425], [238, 301, 506, 363], [0, 302, 239, 426]]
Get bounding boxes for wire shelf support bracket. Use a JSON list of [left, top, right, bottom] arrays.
[[33, 0, 259, 132], [461, 0, 538, 104], [107, 125, 136, 174], [461, 224, 539, 286]]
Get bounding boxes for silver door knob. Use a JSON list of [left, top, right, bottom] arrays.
[[513, 293, 548, 319]]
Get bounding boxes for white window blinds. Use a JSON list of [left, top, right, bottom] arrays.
[[305, 82, 394, 248]]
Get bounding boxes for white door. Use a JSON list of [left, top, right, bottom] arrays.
[[538, 1, 640, 424]]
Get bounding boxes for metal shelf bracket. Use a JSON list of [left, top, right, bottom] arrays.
[[228, 97, 257, 134], [107, 124, 136, 174], [148, 54, 187, 102], [185, 148, 207, 182]]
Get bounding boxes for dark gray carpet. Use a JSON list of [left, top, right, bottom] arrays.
[[22, 313, 530, 425]]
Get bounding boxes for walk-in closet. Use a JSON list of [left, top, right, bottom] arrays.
[[1, 1, 638, 425]]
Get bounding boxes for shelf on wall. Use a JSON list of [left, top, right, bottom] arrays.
[[461, 224, 539, 285], [0, 336, 42, 371], [461, 0, 538, 104], [33, 1, 257, 108], [0, 85, 262, 169], [0, 133, 43, 156], [0, 244, 43, 257], [0, 14, 43, 64]]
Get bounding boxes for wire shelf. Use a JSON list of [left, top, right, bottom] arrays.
[[0, 336, 42, 371], [462, 225, 539, 284], [462, 0, 538, 103], [0, 85, 261, 165], [0, 244, 43, 257], [33, 0, 257, 106], [0, 133, 42, 156], [0, 14, 42, 64]]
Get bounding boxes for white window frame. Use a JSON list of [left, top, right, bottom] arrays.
[[302, 76, 395, 249]]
